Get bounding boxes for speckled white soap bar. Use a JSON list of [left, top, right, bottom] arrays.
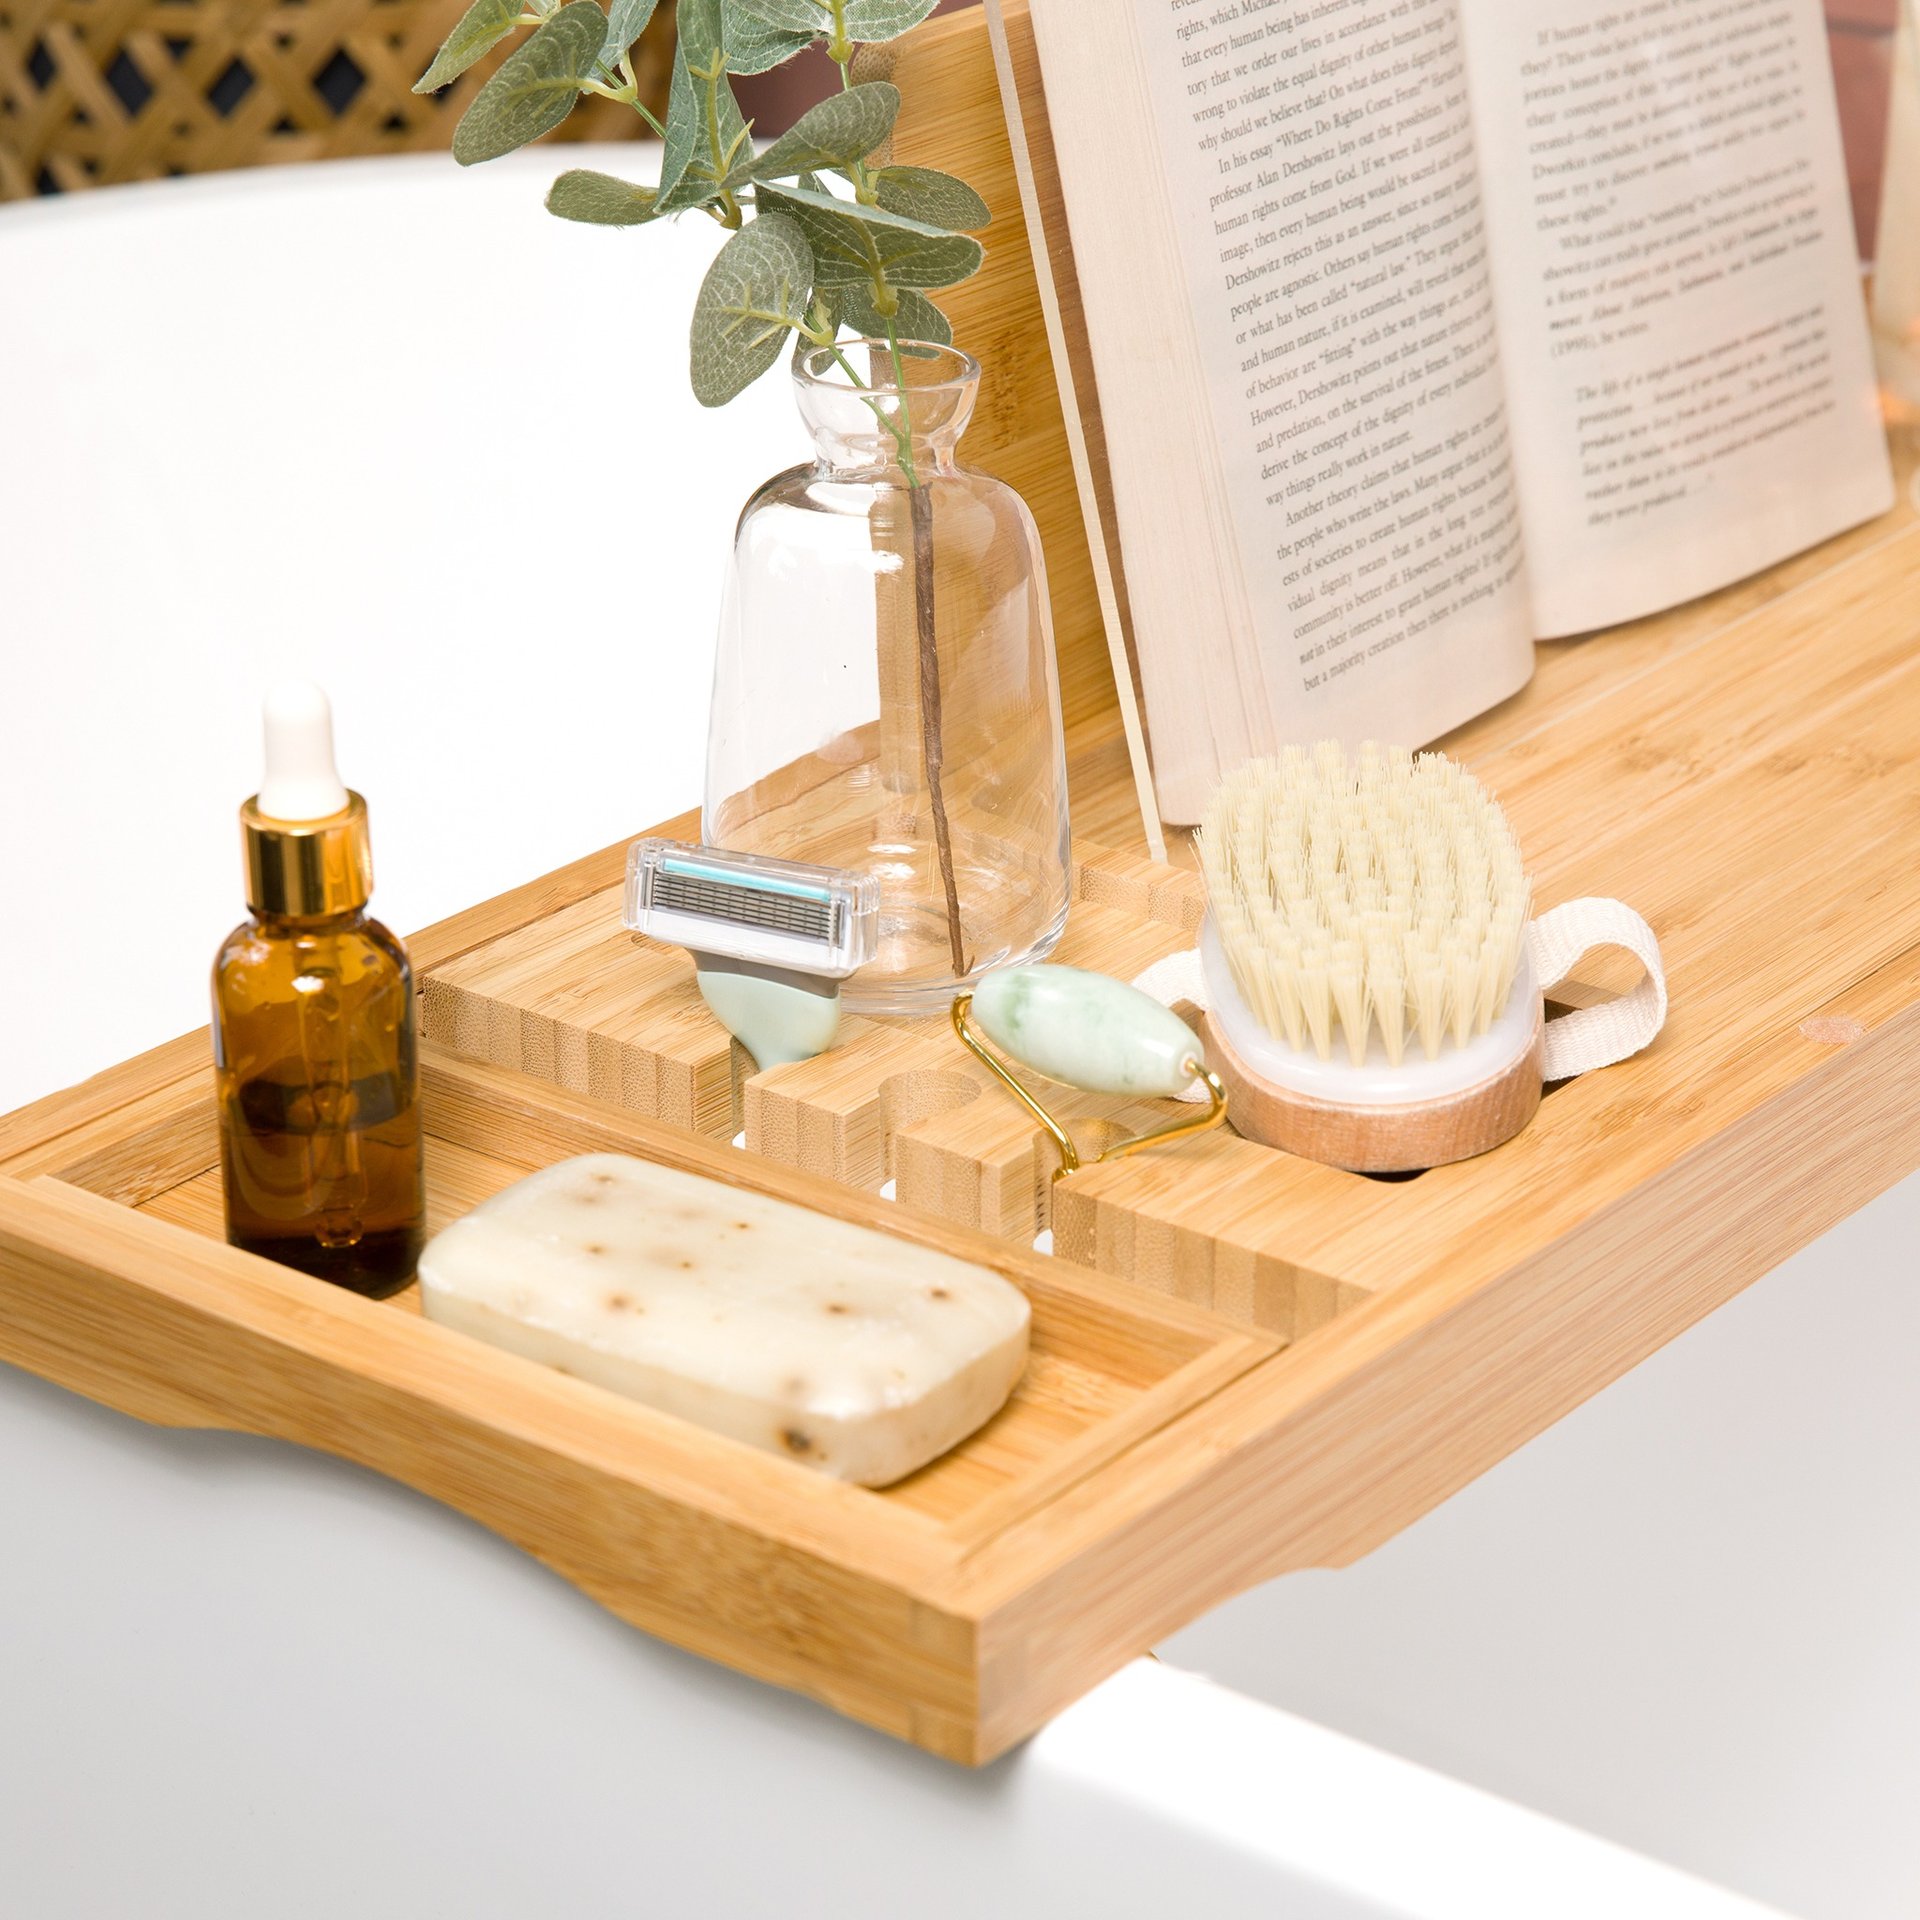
[[419, 1154, 1030, 1486]]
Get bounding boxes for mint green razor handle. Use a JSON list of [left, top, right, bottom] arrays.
[[693, 963, 842, 1072], [953, 964, 1228, 1178]]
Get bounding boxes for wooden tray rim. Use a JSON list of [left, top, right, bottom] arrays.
[[2, 1043, 1277, 1582]]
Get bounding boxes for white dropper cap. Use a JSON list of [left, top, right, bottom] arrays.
[[257, 680, 350, 823]]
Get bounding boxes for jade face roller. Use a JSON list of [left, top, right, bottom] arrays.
[[952, 965, 1229, 1179]]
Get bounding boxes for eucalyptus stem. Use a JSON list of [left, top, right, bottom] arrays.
[[906, 464, 963, 976], [885, 320, 962, 975], [826, 0, 854, 67], [822, 22, 965, 976], [580, 68, 663, 136], [884, 323, 915, 475], [698, 53, 727, 180]]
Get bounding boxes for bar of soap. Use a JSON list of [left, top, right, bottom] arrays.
[[419, 1154, 1029, 1486]]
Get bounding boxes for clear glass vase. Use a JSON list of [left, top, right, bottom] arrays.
[[704, 341, 1071, 1016]]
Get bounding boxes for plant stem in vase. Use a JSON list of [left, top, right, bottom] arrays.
[[417, 0, 1067, 1004], [908, 476, 966, 976]]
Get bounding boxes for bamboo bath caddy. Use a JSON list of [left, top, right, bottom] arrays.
[[2, 2, 1919, 1765]]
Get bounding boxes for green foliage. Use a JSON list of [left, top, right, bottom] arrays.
[[836, 283, 952, 347], [452, 3, 610, 164], [602, 0, 660, 63], [873, 165, 989, 232], [835, 0, 941, 41], [546, 169, 661, 224], [760, 180, 982, 289], [414, 0, 526, 95], [669, 0, 730, 89], [840, 0, 936, 42], [657, 0, 750, 210], [731, 0, 937, 46], [766, 173, 950, 242], [738, 82, 898, 184], [719, 1, 816, 74], [690, 213, 815, 405], [418, 0, 989, 421], [726, 0, 828, 33]]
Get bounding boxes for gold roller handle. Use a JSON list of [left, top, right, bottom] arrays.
[[951, 987, 1228, 1184]]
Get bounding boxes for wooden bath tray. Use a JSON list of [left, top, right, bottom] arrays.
[[5, 0, 1920, 1766], [0, 1041, 1273, 1761], [9, 702, 1919, 1768]]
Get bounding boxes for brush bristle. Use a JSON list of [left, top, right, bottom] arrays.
[[1199, 743, 1530, 1065]]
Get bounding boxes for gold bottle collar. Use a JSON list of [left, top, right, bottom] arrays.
[[241, 791, 373, 918]]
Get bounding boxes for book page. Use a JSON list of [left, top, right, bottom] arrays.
[[1132, 0, 1536, 758], [1460, 0, 1894, 634]]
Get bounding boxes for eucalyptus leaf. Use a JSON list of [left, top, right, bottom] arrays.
[[727, 0, 931, 43], [654, 38, 701, 200], [690, 212, 817, 406], [835, 283, 952, 346], [841, 0, 938, 41], [859, 228, 981, 291], [874, 165, 988, 232], [656, 0, 749, 210], [546, 167, 661, 223], [759, 180, 982, 290], [720, 0, 816, 72], [672, 0, 728, 80], [752, 188, 872, 287], [756, 177, 951, 240], [728, 0, 829, 34], [740, 82, 897, 183], [451, 0, 608, 164], [415, 0, 524, 94], [596, 0, 660, 74]]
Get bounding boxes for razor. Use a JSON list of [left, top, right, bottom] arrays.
[[622, 839, 878, 1070]]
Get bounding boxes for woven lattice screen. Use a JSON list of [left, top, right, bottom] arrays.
[[0, 0, 672, 199]]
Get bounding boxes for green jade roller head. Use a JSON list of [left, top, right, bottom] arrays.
[[953, 964, 1229, 1180]]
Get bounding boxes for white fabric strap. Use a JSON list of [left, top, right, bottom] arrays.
[[1130, 897, 1665, 1095], [1524, 897, 1667, 1082], [1132, 947, 1209, 1020]]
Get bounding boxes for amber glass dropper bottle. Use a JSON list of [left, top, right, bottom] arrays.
[[211, 683, 425, 1299]]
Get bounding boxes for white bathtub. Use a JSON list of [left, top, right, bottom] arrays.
[[1161, 1166, 1920, 1920]]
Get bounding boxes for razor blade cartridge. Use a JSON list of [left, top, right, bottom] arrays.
[[623, 840, 878, 981]]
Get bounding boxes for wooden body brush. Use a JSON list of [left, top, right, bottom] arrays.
[[1198, 744, 1543, 1172]]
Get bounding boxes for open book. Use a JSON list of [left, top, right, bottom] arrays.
[[1008, 0, 1895, 822]]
